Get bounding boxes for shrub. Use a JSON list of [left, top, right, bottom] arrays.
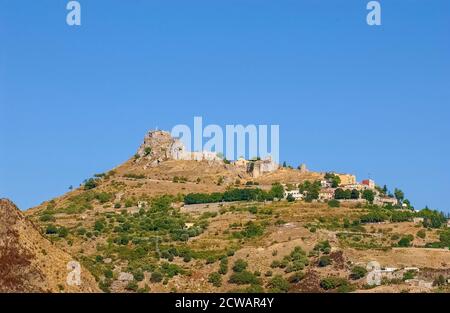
[[318, 256, 332, 267], [40, 214, 55, 222], [313, 241, 331, 254], [320, 277, 349, 290], [94, 220, 105, 232], [267, 275, 290, 293], [219, 258, 228, 275], [206, 256, 216, 264], [76, 227, 86, 236], [229, 271, 261, 285], [45, 224, 58, 235], [328, 199, 340, 208], [126, 281, 138, 291], [232, 259, 248, 272], [104, 269, 113, 279], [134, 270, 144, 282], [57, 227, 69, 238], [416, 229, 426, 239], [84, 178, 98, 190], [208, 272, 222, 287], [350, 266, 367, 280], [398, 235, 414, 247], [150, 271, 163, 283], [287, 272, 305, 283], [403, 270, 416, 281]]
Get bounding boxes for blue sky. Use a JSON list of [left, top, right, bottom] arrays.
[[1, 0, 449, 212]]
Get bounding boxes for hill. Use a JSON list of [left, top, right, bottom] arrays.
[[0, 199, 99, 292], [19, 130, 450, 293]]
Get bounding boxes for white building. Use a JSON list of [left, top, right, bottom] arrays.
[[319, 188, 335, 201], [284, 190, 304, 201]]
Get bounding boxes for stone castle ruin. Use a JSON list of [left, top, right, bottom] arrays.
[[136, 130, 279, 177], [137, 130, 223, 165]]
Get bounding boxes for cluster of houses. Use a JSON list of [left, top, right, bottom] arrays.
[[284, 174, 400, 206]]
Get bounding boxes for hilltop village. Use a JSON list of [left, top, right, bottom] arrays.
[[136, 131, 403, 209]]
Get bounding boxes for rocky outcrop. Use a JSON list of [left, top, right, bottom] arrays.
[[0, 199, 99, 293], [136, 130, 223, 165]]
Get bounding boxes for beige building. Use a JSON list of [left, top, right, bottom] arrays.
[[319, 188, 335, 201], [248, 156, 279, 178], [336, 174, 357, 186]]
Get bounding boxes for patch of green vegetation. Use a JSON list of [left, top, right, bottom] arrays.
[[231, 221, 265, 239], [320, 277, 353, 292], [271, 246, 309, 273], [267, 275, 290, 293], [350, 266, 367, 280], [184, 184, 284, 205], [208, 272, 222, 287]]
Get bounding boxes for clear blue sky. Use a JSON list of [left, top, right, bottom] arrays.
[[1, 0, 449, 212]]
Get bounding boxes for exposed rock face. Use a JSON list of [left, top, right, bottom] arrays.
[[136, 130, 223, 165], [0, 199, 99, 293], [247, 157, 279, 178]]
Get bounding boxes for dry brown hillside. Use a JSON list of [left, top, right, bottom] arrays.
[[0, 199, 99, 293]]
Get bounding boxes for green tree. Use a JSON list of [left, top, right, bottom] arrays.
[[362, 189, 375, 203], [394, 188, 405, 203]]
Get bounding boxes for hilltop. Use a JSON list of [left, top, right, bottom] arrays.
[[17, 130, 450, 293]]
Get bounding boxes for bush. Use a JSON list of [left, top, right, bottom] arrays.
[[328, 199, 340, 208], [350, 266, 367, 280], [416, 229, 426, 239], [84, 178, 98, 190], [287, 272, 305, 283], [126, 280, 138, 291], [403, 270, 416, 281], [104, 269, 113, 279], [267, 275, 290, 293], [134, 270, 144, 282], [398, 235, 414, 247], [57, 226, 69, 238], [232, 259, 248, 272], [219, 258, 228, 275], [229, 271, 261, 285], [320, 277, 349, 290], [208, 272, 222, 287], [150, 271, 163, 283], [45, 224, 58, 235], [40, 214, 55, 222], [318, 256, 332, 267]]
